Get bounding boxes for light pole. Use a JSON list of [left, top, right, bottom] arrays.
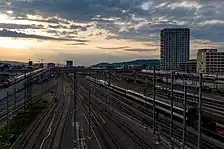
[[88, 87, 91, 139], [182, 82, 187, 149], [197, 73, 202, 149], [73, 67, 77, 129], [153, 66, 156, 134], [13, 84, 16, 110], [6, 91, 10, 146], [40, 59, 43, 68], [170, 71, 174, 149]]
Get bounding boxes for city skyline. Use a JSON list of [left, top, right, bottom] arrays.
[[0, 1, 224, 65]]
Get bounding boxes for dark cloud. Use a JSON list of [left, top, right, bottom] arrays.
[[67, 43, 88, 46], [23, 17, 69, 24], [70, 24, 93, 31], [0, 29, 88, 42], [0, 23, 44, 29], [97, 46, 130, 50], [47, 30, 58, 34], [48, 24, 67, 29], [11, 0, 143, 21], [5, 0, 224, 48], [123, 48, 157, 52], [95, 32, 103, 36], [88, 32, 103, 36]]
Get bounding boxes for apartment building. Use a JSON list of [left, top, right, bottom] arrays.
[[197, 49, 224, 74]]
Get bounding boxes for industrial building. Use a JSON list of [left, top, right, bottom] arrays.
[[160, 28, 190, 70]]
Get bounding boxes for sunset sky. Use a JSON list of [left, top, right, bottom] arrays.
[[0, 0, 224, 66]]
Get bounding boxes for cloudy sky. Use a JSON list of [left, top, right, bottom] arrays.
[[0, 0, 224, 66]]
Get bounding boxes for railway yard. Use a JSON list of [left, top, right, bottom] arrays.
[[0, 69, 224, 149]]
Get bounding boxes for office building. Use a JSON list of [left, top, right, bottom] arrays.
[[197, 49, 224, 74], [160, 28, 190, 70], [178, 60, 196, 73]]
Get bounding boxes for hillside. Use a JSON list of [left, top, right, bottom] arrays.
[[92, 59, 160, 68], [0, 61, 26, 65], [112, 59, 160, 66]]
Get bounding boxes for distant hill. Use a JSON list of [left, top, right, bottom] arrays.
[[112, 59, 160, 67], [91, 59, 160, 68], [91, 62, 112, 67], [0, 61, 26, 65]]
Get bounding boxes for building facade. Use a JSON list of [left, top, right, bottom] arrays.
[[197, 49, 224, 74], [66, 61, 73, 67], [160, 28, 190, 70], [178, 60, 197, 73], [47, 63, 56, 68]]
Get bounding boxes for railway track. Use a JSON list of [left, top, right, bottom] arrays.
[[96, 75, 224, 127], [77, 79, 155, 149], [11, 77, 71, 149], [100, 75, 224, 112], [97, 103, 154, 149], [0, 80, 57, 125], [76, 92, 123, 149], [82, 76, 224, 149], [90, 105, 122, 149], [39, 79, 70, 149], [12, 79, 62, 149]]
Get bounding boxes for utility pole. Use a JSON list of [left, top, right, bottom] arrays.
[[216, 74, 218, 90], [197, 73, 202, 149], [166, 70, 169, 90], [27, 72, 32, 105], [6, 91, 10, 146], [153, 66, 156, 134], [108, 69, 112, 86], [104, 72, 108, 103], [182, 82, 187, 149], [24, 73, 27, 109], [88, 87, 91, 139], [170, 72, 174, 148], [73, 67, 77, 127], [94, 73, 97, 95], [108, 70, 112, 108], [13, 86, 16, 110]]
